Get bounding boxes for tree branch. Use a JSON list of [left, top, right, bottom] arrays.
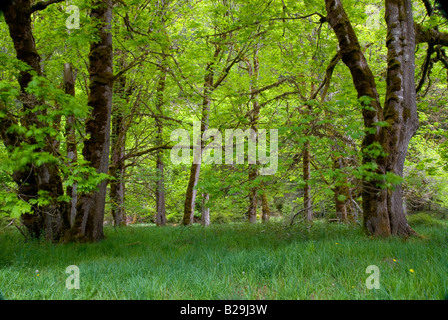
[[259, 91, 300, 108], [416, 44, 435, 93], [29, 0, 65, 13], [415, 23, 448, 46], [239, 76, 293, 96], [112, 54, 147, 81], [435, 46, 448, 69], [310, 51, 341, 101], [121, 142, 173, 162], [212, 46, 247, 89]]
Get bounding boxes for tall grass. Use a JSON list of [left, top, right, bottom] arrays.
[[0, 215, 447, 300]]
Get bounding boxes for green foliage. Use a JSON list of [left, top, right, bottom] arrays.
[[62, 159, 110, 194], [0, 191, 32, 218], [407, 212, 447, 228], [404, 136, 448, 211], [0, 0, 446, 230]]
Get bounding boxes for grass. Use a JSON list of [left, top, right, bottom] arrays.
[[0, 214, 447, 300]]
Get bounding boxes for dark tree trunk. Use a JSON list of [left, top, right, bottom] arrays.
[[155, 61, 168, 226], [332, 153, 349, 223], [110, 56, 128, 227], [155, 151, 167, 226], [246, 47, 260, 224], [110, 109, 126, 227], [303, 140, 313, 222], [248, 166, 258, 224], [70, 0, 113, 242], [2, 0, 70, 241], [64, 63, 78, 227], [324, 0, 417, 237], [261, 189, 271, 223]]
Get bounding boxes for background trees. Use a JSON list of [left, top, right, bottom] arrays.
[[0, 0, 447, 242]]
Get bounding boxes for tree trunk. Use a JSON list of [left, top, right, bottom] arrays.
[[324, 0, 417, 237], [182, 61, 215, 225], [261, 189, 271, 223], [246, 47, 260, 224], [332, 153, 349, 223], [201, 193, 210, 226], [182, 13, 240, 225], [2, 0, 70, 241], [110, 109, 126, 227], [382, 0, 419, 236], [156, 152, 167, 226], [70, 0, 113, 242], [248, 166, 258, 224], [110, 56, 128, 227], [334, 188, 348, 223], [303, 140, 313, 222], [64, 63, 78, 227], [155, 61, 168, 226]]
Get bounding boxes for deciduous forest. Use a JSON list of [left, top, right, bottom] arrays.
[[0, 0, 447, 301]]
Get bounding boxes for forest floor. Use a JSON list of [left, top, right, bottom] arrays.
[[0, 212, 447, 300]]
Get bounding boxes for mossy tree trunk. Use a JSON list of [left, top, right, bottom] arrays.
[[64, 63, 78, 227], [324, 0, 417, 236], [70, 0, 114, 242], [2, 0, 70, 241], [382, 0, 419, 236], [110, 53, 129, 227], [303, 140, 312, 223], [332, 149, 350, 223], [261, 189, 271, 223]]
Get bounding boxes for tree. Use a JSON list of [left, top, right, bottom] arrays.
[[69, 0, 114, 241], [182, 1, 247, 226], [1, 0, 70, 241], [245, 45, 261, 224], [63, 63, 78, 227], [1, 0, 447, 237], [110, 55, 129, 227], [324, 0, 418, 236], [155, 58, 168, 226]]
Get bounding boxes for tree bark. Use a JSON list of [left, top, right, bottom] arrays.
[[382, 0, 418, 236], [246, 46, 260, 224], [333, 155, 349, 223], [201, 193, 210, 226], [110, 56, 128, 227], [248, 166, 258, 224], [303, 140, 313, 222], [64, 63, 78, 227], [70, 0, 113, 241], [110, 105, 126, 227], [155, 61, 168, 226], [260, 189, 270, 223]]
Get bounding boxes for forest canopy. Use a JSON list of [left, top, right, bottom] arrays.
[[0, 0, 447, 243]]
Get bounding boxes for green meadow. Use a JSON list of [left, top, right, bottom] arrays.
[[1, 213, 447, 300]]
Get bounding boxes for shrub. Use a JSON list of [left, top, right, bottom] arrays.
[[407, 212, 446, 228]]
